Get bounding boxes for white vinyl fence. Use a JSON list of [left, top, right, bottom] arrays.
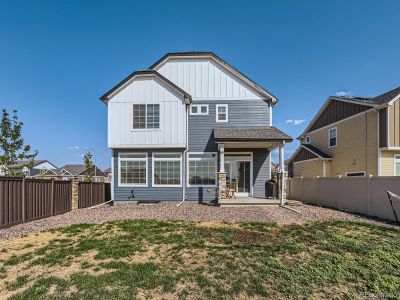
[[287, 176, 400, 221]]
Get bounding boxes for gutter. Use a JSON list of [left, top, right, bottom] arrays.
[[177, 104, 189, 207]]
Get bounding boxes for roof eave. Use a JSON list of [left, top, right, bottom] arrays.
[[99, 70, 192, 104]]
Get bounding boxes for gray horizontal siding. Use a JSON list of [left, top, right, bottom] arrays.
[[113, 149, 183, 201], [188, 100, 271, 152]]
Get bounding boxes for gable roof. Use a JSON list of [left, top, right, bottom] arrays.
[[149, 51, 278, 105], [100, 70, 192, 104], [298, 86, 400, 139], [58, 164, 107, 177], [369, 86, 400, 105]]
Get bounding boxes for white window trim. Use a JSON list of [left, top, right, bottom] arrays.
[[394, 155, 400, 176], [216, 104, 228, 122], [118, 153, 148, 187], [152, 153, 182, 187], [187, 152, 218, 187], [345, 171, 366, 177], [305, 136, 311, 144], [190, 104, 209, 115], [328, 127, 337, 148], [131, 104, 161, 131]]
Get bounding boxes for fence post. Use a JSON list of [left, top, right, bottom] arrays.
[[90, 181, 93, 207], [316, 176, 319, 205], [300, 176, 304, 202], [368, 175, 372, 215], [21, 177, 26, 223], [51, 179, 55, 215], [71, 179, 79, 210], [103, 182, 106, 203], [337, 175, 342, 210]]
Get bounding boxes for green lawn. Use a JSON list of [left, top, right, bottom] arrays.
[[0, 220, 399, 299]]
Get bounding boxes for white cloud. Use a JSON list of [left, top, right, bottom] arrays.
[[335, 91, 352, 97], [285, 119, 306, 126], [67, 146, 80, 150]]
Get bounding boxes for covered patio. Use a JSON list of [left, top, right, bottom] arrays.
[[214, 127, 293, 205]]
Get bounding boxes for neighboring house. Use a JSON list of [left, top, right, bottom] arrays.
[[0, 160, 58, 177], [289, 86, 400, 177], [45, 164, 108, 182], [100, 51, 292, 202], [103, 167, 112, 183]]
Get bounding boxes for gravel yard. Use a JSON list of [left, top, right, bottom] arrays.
[[0, 201, 396, 240]]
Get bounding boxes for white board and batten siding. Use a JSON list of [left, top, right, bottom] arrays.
[[108, 76, 187, 148], [155, 58, 266, 101]]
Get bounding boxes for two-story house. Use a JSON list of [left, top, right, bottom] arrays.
[[100, 52, 292, 203], [289, 86, 400, 177]]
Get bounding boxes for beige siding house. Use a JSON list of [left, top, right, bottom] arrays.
[[289, 86, 400, 177]]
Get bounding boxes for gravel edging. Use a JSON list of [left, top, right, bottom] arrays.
[[0, 201, 397, 241]]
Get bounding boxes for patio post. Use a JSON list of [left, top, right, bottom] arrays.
[[279, 142, 285, 206], [218, 143, 227, 201]]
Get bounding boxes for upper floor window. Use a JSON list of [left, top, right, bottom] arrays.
[[395, 155, 400, 176], [191, 105, 208, 115], [216, 104, 228, 122], [329, 128, 337, 148], [305, 136, 311, 144], [133, 104, 160, 129]]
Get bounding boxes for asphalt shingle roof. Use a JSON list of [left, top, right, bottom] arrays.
[[213, 127, 292, 142], [302, 144, 332, 159], [8, 160, 46, 168]]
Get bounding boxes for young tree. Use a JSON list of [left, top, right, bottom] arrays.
[[83, 150, 94, 182], [0, 109, 38, 176]]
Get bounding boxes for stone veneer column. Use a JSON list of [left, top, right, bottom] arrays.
[[71, 178, 79, 209], [218, 172, 227, 200]]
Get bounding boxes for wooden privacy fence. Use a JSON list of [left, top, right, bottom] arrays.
[[78, 182, 110, 208], [0, 177, 71, 229], [287, 176, 400, 221]]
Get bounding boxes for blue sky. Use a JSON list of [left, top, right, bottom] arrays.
[[1, 0, 399, 169]]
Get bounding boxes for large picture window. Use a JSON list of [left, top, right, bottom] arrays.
[[188, 152, 217, 186], [153, 153, 182, 186], [133, 104, 160, 129], [118, 153, 147, 186]]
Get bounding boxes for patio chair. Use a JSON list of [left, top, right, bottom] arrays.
[[226, 182, 237, 199], [386, 191, 400, 223]]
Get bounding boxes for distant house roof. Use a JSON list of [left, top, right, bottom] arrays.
[[213, 127, 292, 142], [58, 164, 107, 177], [103, 167, 111, 174], [149, 51, 278, 104], [99, 70, 192, 104], [8, 160, 57, 169]]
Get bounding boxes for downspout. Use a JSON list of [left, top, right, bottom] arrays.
[[177, 102, 189, 206]]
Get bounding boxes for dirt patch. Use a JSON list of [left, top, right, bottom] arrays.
[[233, 229, 269, 244]]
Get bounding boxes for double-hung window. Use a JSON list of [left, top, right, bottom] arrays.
[[395, 155, 400, 176], [216, 104, 228, 122], [329, 128, 337, 148], [188, 152, 217, 186], [118, 153, 147, 186], [153, 153, 182, 186], [133, 104, 160, 129], [191, 105, 208, 115]]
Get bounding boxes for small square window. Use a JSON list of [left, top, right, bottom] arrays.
[[305, 136, 311, 144]]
